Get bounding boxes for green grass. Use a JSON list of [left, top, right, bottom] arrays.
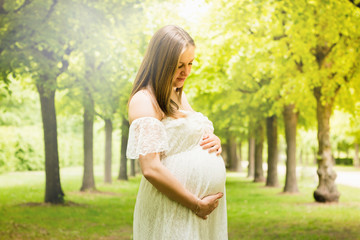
[[1, 167, 360, 240]]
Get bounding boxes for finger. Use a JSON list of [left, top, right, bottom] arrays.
[[216, 147, 222, 156], [200, 138, 213, 146], [202, 141, 215, 149], [216, 192, 224, 200], [202, 134, 209, 140], [208, 145, 218, 153], [197, 213, 207, 220], [206, 192, 223, 202]]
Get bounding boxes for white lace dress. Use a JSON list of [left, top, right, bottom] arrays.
[[127, 110, 228, 240]]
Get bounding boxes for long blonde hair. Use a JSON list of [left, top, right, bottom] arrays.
[[129, 25, 195, 118]]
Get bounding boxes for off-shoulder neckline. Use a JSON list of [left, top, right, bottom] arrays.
[[161, 109, 196, 121], [130, 110, 196, 126], [130, 116, 162, 126]]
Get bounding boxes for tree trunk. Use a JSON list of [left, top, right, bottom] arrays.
[[221, 143, 228, 166], [355, 143, 359, 167], [226, 133, 239, 171], [254, 121, 265, 182], [130, 159, 136, 176], [104, 119, 112, 183], [37, 82, 64, 203], [283, 104, 299, 193], [80, 94, 96, 191], [266, 115, 279, 187], [119, 117, 129, 180], [248, 136, 255, 178], [225, 140, 231, 169], [237, 141, 242, 172], [313, 88, 340, 202]]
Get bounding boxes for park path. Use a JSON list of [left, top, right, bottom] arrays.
[[261, 163, 360, 189], [297, 165, 360, 189], [336, 170, 360, 189]]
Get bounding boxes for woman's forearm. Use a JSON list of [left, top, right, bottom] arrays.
[[139, 153, 198, 212]]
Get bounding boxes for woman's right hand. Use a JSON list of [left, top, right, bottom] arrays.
[[195, 192, 224, 219]]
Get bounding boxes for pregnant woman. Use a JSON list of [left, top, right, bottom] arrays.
[[127, 25, 228, 240]]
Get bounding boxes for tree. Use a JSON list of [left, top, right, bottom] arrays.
[[0, 0, 83, 203], [351, 105, 360, 167], [254, 120, 265, 182], [248, 135, 255, 178], [119, 117, 129, 180], [281, 0, 360, 202], [225, 131, 240, 171], [54, 0, 145, 187], [283, 105, 299, 193], [104, 119, 113, 183], [266, 115, 279, 187], [81, 88, 96, 191], [237, 141, 243, 172], [198, 0, 294, 187]]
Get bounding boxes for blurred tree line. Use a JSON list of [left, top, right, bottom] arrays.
[[0, 0, 359, 203]]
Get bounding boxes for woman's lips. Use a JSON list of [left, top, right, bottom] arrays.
[[177, 78, 185, 82]]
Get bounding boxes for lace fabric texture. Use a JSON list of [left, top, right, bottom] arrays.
[[126, 117, 169, 159], [127, 110, 228, 240]]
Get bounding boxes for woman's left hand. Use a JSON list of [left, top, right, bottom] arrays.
[[200, 133, 222, 156]]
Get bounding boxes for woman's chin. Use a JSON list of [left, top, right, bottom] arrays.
[[173, 81, 185, 89]]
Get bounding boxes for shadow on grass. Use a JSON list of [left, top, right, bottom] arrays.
[[17, 201, 87, 207]]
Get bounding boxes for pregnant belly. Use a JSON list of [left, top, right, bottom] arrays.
[[162, 145, 226, 197]]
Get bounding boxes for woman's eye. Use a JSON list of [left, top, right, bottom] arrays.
[[189, 62, 193, 66], [178, 65, 184, 69]]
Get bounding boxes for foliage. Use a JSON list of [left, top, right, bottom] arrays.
[[0, 120, 121, 173], [330, 110, 358, 157], [0, 0, 359, 174], [349, 101, 360, 144], [0, 78, 39, 126], [335, 158, 353, 165], [188, 0, 360, 145], [0, 126, 44, 173]]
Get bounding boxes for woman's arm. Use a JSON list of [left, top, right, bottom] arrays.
[[139, 152, 223, 219]]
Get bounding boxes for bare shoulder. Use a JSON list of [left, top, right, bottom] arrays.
[[181, 91, 194, 111], [128, 90, 163, 124]]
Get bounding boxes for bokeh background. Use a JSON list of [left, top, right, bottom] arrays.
[[1, 0, 360, 239]]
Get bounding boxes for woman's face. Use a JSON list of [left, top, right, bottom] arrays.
[[172, 45, 195, 89]]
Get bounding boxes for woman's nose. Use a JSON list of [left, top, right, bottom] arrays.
[[182, 66, 191, 76]]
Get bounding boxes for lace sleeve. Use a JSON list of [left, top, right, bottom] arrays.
[[126, 117, 169, 159]]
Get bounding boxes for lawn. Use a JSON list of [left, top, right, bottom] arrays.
[[0, 166, 360, 240]]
